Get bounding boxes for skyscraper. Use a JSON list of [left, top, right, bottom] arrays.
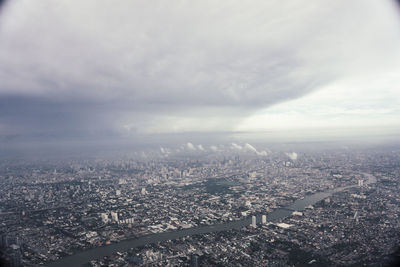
[[262, 215, 267, 224], [111, 211, 118, 222], [141, 188, 147, 195], [251, 215, 256, 227], [190, 253, 199, 267]]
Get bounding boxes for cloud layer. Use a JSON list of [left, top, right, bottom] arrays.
[[1, 0, 400, 144]]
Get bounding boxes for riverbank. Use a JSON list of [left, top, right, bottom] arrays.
[[47, 173, 376, 267]]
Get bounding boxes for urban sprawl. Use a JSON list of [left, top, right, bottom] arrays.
[[0, 144, 399, 266]]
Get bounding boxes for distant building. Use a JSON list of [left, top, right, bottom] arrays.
[[119, 217, 134, 224], [354, 211, 359, 222], [11, 244, 22, 267], [358, 180, 364, 187], [101, 213, 109, 223], [116, 190, 121, 196], [292, 211, 303, 216], [141, 188, 147, 195], [251, 215, 256, 227], [262, 215, 267, 224], [190, 253, 199, 267], [276, 223, 293, 229], [111, 211, 118, 222]]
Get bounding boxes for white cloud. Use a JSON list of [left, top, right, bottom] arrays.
[[236, 73, 400, 134], [0, 0, 399, 141]]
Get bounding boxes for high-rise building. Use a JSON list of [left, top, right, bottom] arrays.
[[251, 215, 256, 227], [101, 213, 109, 223], [358, 180, 364, 187], [262, 215, 267, 224], [141, 188, 147, 195], [190, 253, 199, 267], [111, 211, 119, 222], [11, 244, 22, 267]]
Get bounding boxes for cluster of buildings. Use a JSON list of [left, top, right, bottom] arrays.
[[0, 146, 399, 266]]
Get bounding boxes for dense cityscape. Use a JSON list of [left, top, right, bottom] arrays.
[[1, 143, 399, 266], [1, 0, 400, 266]]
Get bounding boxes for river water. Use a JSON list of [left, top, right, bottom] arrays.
[[47, 173, 376, 267]]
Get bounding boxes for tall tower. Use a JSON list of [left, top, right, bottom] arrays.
[[251, 215, 257, 228], [190, 253, 199, 267], [141, 188, 147, 195], [262, 215, 267, 224], [111, 211, 119, 222]]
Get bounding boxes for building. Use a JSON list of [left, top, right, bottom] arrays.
[[111, 211, 119, 222], [251, 215, 256, 228], [116, 190, 121, 196], [11, 245, 22, 267], [190, 253, 199, 267], [358, 180, 364, 187], [101, 213, 109, 223], [292, 211, 303, 216], [141, 188, 147, 195], [262, 215, 267, 224]]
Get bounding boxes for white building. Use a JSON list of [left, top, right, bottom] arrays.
[[141, 188, 147, 195], [251, 215, 256, 227], [111, 211, 119, 222], [276, 223, 293, 229], [116, 190, 121, 196], [292, 211, 303, 216], [119, 217, 134, 224], [101, 213, 109, 223], [262, 215, 267, 224]]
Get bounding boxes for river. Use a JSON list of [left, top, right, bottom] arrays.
[[47, 173, 376, 267]]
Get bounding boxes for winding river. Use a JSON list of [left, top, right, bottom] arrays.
[[47, 173, 376, 267]]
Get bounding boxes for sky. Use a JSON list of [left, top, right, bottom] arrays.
[[1, 0, 400, 150]]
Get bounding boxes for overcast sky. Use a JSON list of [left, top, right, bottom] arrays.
[[1, 0, 400, 148]]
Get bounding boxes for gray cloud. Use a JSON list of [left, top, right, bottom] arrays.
[[0, 0, 399, 145]]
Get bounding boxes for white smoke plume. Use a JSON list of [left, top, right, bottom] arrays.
[[231, 143, 243, 150], [210, 145, 218, 152], [257, 150, 268, 156], [187, 142, 196, 150], [244, 143, 257, 153], [285, 152, 298, 160], [244, 143, 268, 156]]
